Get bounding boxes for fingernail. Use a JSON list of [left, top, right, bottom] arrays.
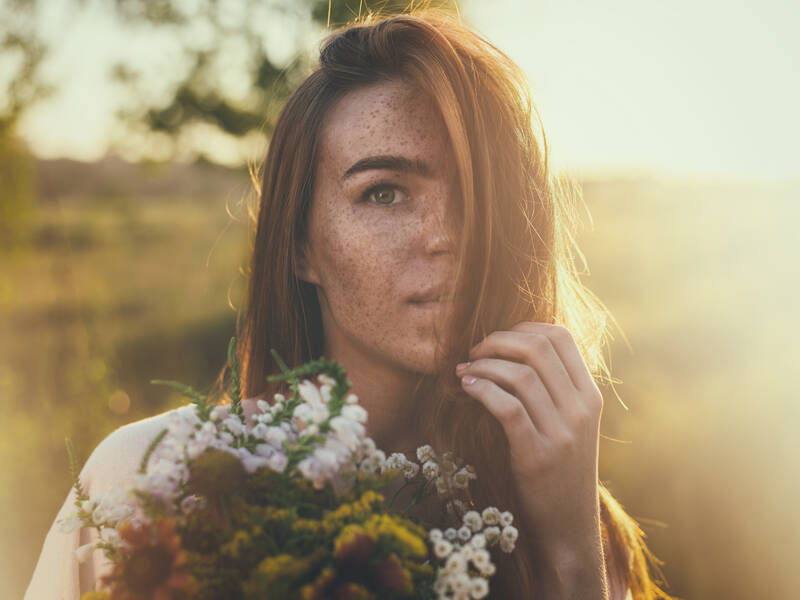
[[462, 375, 477, 385], [456, 361, 470, 372]]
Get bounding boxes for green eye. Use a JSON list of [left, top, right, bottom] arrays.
[[364, 186, 399, 206]]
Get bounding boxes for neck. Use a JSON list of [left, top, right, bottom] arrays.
[[319, 324, 428, 456], [333, 346, 427, 456]]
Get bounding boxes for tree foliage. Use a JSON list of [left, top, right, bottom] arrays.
[[0, 0, 51, 249], [106, 0, 457, 164]]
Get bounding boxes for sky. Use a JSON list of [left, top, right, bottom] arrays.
[[10, 0, 800, 181]]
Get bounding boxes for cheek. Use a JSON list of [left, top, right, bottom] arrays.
[[318, 213, 405, 310]]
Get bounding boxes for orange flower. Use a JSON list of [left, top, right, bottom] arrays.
[[373, 554, 412, 592], [101, 518, 197, 600]]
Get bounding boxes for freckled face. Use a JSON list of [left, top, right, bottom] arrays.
[[297, 78, 461, 375]]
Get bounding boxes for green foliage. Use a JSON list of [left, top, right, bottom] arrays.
[[106, 0, 459, 164], [65, 437, 89, 505], [0, 133, 37, 250]]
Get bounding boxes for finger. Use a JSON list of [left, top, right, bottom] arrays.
[[459, 373, 542, 443], [458, 358, 564, 436], [510, 321, 599, 394], [469, 330, 575, 410]]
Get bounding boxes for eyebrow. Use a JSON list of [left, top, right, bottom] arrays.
[[341, 154, 434, 181]]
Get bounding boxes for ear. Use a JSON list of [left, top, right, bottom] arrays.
[[294, 241, 320, 285]]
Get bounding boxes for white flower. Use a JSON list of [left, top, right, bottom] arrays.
[[180, 495, 203, 514], [301, 424, 319, 437], [298, 379, 326, 408], [460, 544, 475, 561], [329, 415, 363, 451], [256, 399, 271, 414], [298, 456, 325, 489], [500, 537, 515, 553], [358, 456, 379, 475], [241, 451, 270, 474], [75, 542, 96, 563], [319, 384, 333, 404], [422, 460, 439, 481], [452, 466, 476, 489], [317, 373, 337, 387], [429, 528, 443, 542], [323, 438, 351, 462], [98, 526, 121, 547], [469, 577, 489, 599], [434, 576, 448, 595], [499, 510, 514, 527], [445, 551, 467, 573], [383, 452, 408, 472], [483, 526, 501, 545], [340, 404, 367, 424], [251, 422, 269, 440], [470, 533, 486, 549], [345, 393, 358, 404], [209, 405, 229, 421], [481, 506, 500, 526], [463, 510, 482, 532], [444, 527, 458, 541], [416, 444, 435, 463], [451, 573, 470, 594], [471, 548, 492, 574], [501, 525, 518, 543], [90, 489, 135, 525], [457, 526, 472, 542], [433, 539, 453, 559], [402, 460, 420, 479], [265, 426, 288, 447], [268, 452, 287, 473], [314, 447, 339, 471], [57, 516, 82, 533]]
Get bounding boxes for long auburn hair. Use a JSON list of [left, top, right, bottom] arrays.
[[214, 8, 672, 600]]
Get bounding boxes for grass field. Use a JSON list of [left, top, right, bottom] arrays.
[[2, 161, 797, 598]]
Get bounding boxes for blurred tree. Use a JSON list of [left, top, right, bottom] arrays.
[[105, 0, 458, 165], [0, 0, 53, 249]]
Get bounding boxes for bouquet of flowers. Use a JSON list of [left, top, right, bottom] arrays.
[[60, 339, 519, 600]]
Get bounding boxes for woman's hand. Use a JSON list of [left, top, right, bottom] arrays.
[[456, 321, 609, 599]]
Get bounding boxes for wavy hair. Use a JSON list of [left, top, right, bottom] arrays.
[[215, 8, 672, 599]]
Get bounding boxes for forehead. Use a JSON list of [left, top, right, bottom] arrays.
[[318, 79, 451, 175]]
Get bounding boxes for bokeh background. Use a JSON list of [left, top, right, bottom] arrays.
[[2, 1, 798, 598]]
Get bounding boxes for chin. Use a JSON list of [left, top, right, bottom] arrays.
[[399, 339, 451, 376]]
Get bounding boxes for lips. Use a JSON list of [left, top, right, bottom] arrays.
[[407, 282, 455, 303], [409, 295, 453, 303]]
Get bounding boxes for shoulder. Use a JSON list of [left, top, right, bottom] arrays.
[[83, 406, 183, 496]]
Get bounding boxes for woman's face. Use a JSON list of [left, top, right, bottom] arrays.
[[297, 78, 462, 375]]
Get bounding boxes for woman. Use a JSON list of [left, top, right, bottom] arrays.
[[27, 9, 671, 599]]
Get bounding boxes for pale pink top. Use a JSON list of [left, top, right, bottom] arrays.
[[24, 408, 180, 599]]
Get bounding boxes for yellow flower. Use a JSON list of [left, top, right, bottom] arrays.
[[292, 517, 323, 534], [300, 567, 336, 600], [220, 529, 251, 559], [364, 514, 427, 559], [256, 553, 306, 582]]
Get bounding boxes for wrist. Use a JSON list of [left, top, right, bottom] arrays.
[[528, 524, 607, 599], [535, 541, 608, 600]]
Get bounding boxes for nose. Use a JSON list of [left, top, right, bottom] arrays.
[[421, 193, 460, 256]]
